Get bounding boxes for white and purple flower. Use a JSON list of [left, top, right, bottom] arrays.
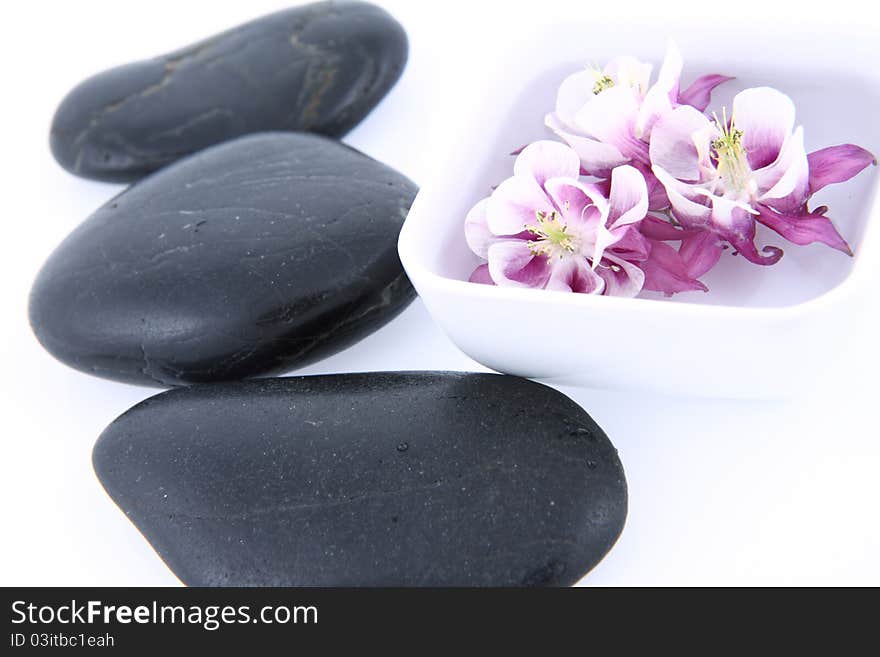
[[650, 87, 876, 264], [544, 41, 731, 184], [466, 141, 706, 296]]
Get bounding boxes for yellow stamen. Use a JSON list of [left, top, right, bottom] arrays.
[[711, 107, 751, 193], [525, 210, 576, 259], [592, 73, 615, 95]]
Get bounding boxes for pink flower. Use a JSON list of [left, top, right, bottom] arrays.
[[545, 41, 731, 179], [650, 87, 876, 264], [465, 141, 652, 296]]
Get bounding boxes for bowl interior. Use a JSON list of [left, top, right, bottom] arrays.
[[416, 31, 880, 309]]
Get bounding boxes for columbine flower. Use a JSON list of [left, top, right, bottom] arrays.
[[545, 41, 731, 179], [650, 86, 876, 263], [465, 141, 650, 296]]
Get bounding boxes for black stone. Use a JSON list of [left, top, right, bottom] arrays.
[[92, 372, 628, 587], [50, 1, 408, 182], [30, 133, 416, 386]]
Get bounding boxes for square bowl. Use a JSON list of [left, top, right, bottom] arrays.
[[398, 22, 879, 399]]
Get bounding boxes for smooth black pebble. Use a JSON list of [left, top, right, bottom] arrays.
[[50, 1, 408, 182], [92, 372, 628, 587], [30, 133, 416, 386]]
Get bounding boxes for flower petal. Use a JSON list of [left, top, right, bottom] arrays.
[[543, 177, 606, 232], [641, 239, 708, 295], [593, 165, 649, 267], [468, 264, 494, 285], [757, 126, 809, 212], [573, 85, 648, 163], [639, 214, 696, 241], [679, 230, 724, 278], [756, 206, 853, 255], [608, 224, 651, 261], [545, 112, 629, 176], [554, 69, 599, 125], [706, 196, 783, 265], [607, 164, 650, 230], [605, 55, 653, 94], [464, 198, 493, 258], [597, 253, 645, 297], [486, 174, 554, 235], [652, 165, 712, 228], [635, 40, 682, 139], [649, 105, 715, 181], [807, 144, 877, 194], [513, 140, 581, 186], [678, 74, 734, 112], [546, 256, 606, 294], [732, 87, 796, 170], [487, 240, 552, 288]]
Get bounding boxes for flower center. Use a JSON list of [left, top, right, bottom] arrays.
[[525, 210, 576, 259], [711, 108, 752, 194], [592, 73, 615, 95]]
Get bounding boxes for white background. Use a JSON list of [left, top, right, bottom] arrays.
[[1, 0, 878, 586]]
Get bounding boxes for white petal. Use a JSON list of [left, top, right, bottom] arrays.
[[652, 165, 712, 228], [607, 164, 649, 229], [732, 87, 796, 170], [573, 84, 640, 152], [546, 112, 629, 174], [486, 175, 554, 236], [464, 198, 493, 258], [757, 126, 809, 207], [513, 140, 581, 186], [599, 253, 646, 297], [605, 56, 653, 94], [554, 69, 598, 125], [649, 105, 715, 181], [635, 40, 683, 138]]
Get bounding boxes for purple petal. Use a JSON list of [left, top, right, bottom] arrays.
[[543, 177, 605, 230], [679, 230, 724, 278], [678, 74, 733, 112], [642, 167, 670, 211], [546, 257, 606, 294], [807, 144, 877, 194], [756, 205, 853, 255], [608, 224, 651, 261], [468, 264, 494, 285], [710, 198, 783, 266], [487, 240, 552, 288], [639, 214, 696, 241], [641, 240, 708, 295]]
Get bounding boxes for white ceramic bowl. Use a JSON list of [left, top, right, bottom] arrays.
[[398, 23, 880, 399]]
